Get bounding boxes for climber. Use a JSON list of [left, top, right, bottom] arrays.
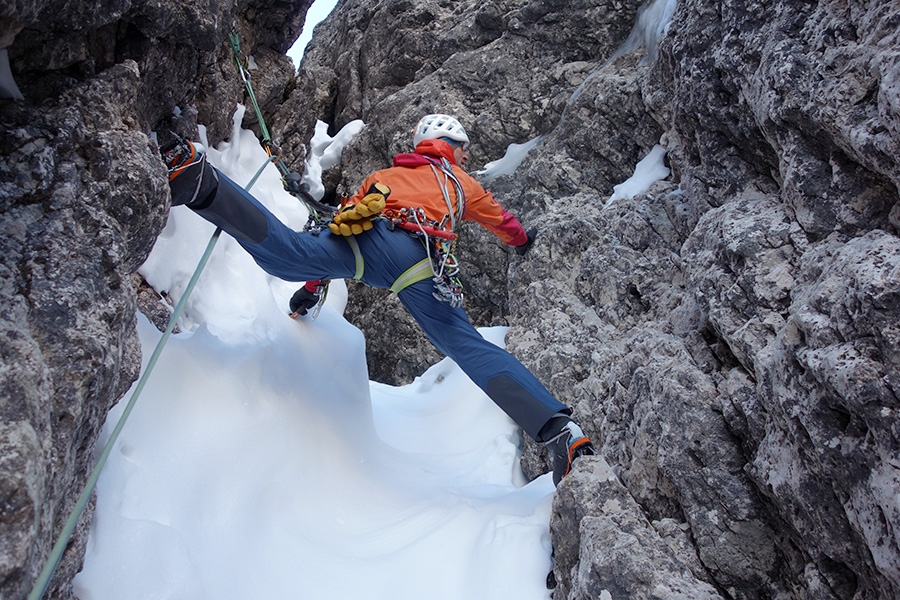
[[161, 113, 594, 485]]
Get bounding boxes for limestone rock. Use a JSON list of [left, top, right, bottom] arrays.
[[282, 0, 900, 596], [552, 455, 723, 600], [0, 0, 311, 597], [0, 60, 164, 600]]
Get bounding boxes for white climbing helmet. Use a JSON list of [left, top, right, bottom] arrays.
[[413, 113, 470, 148]]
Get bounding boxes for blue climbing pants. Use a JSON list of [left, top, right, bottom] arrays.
[[195, 170, 569, 440]]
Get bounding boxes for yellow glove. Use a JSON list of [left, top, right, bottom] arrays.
[[328, 182, 390, 236]]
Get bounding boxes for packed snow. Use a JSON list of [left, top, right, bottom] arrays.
[[302, 118, 365, 200], [605, 143, 671, 207], [72, 108, 556, 600], [477, 136, 545, 183], [564, 0, 677, 113], [0, 49, 24, 100], [610, 0, 678, 64]]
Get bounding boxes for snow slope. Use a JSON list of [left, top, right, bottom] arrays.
[[73, 111, 557, 600]]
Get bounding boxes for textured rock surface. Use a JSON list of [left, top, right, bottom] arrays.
[[2, 0, 899, 599], [284, 0, 650, 384], [0, 1, 311, 598], [284, 0, 900, 598], [0, 61, 165, 600], [552, 455, 723, 600]]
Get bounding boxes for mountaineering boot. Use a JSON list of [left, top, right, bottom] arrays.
[[543, 417, 595, 486], [161, 137, 269, 244], [160, 137, 218, 208], [161, 136, 203, 180]]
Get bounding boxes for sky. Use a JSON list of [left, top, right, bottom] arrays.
[[69, 99, 669, 598], [287, 0, 341, 68]]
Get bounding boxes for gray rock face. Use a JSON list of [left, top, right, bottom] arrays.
[[285, 0, 900, 598], [285, 0, 650, 384], [1, 61, 165, 600], [2, 0, 899, 599], [1, 1, 310, 598], [552, 455, 724, 600]]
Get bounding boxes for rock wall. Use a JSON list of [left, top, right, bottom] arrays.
[[1, 0, 898, 599], [0, 1, 310, 598], [282, 0, 900, 598], [281, 0, 650, 385]]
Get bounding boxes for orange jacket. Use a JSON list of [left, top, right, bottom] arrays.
[[347, 139, 528, 246]]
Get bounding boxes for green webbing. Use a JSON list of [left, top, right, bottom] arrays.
[[389, 257, 433, 294], [344, 236, 365, 280], [342, 234, 434, 292]]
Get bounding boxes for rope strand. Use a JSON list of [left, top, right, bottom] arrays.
[[27, 150, 277, 599]]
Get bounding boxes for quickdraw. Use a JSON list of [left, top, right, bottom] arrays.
[[228, 31, 338, 230], [228, 30, 336, 314], [423, 157, 466, 307], [307, 280, 330, 320]]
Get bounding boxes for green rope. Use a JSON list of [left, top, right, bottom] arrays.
[[226, 30, 336, 223], [247, 154, 278, 190], [226, 29, 333, 317], [228, 32, 271, 143], [27, 153, 277, 599], [28, 228, 221, 600]]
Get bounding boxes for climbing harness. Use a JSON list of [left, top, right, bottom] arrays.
[[389, 257, 434, 294], [392, 156, 466, 307], [382, 206, 462, 305], [230, 30, 467, 308], [362, 155, 468, 305], [383, 206, 457, 241], [344, 235, 366, 281]]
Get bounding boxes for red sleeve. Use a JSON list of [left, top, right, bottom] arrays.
[[460, 178, 528, 245], [495, 209, 529, 246]]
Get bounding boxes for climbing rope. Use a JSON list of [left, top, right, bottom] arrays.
[[227, 31, 336, 223], [228, 32, 273, 149], [228, 29, 335, 314], [26, 148, 278, 599], [32, 29, 339, 597], [28, 229, 220, 600]]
